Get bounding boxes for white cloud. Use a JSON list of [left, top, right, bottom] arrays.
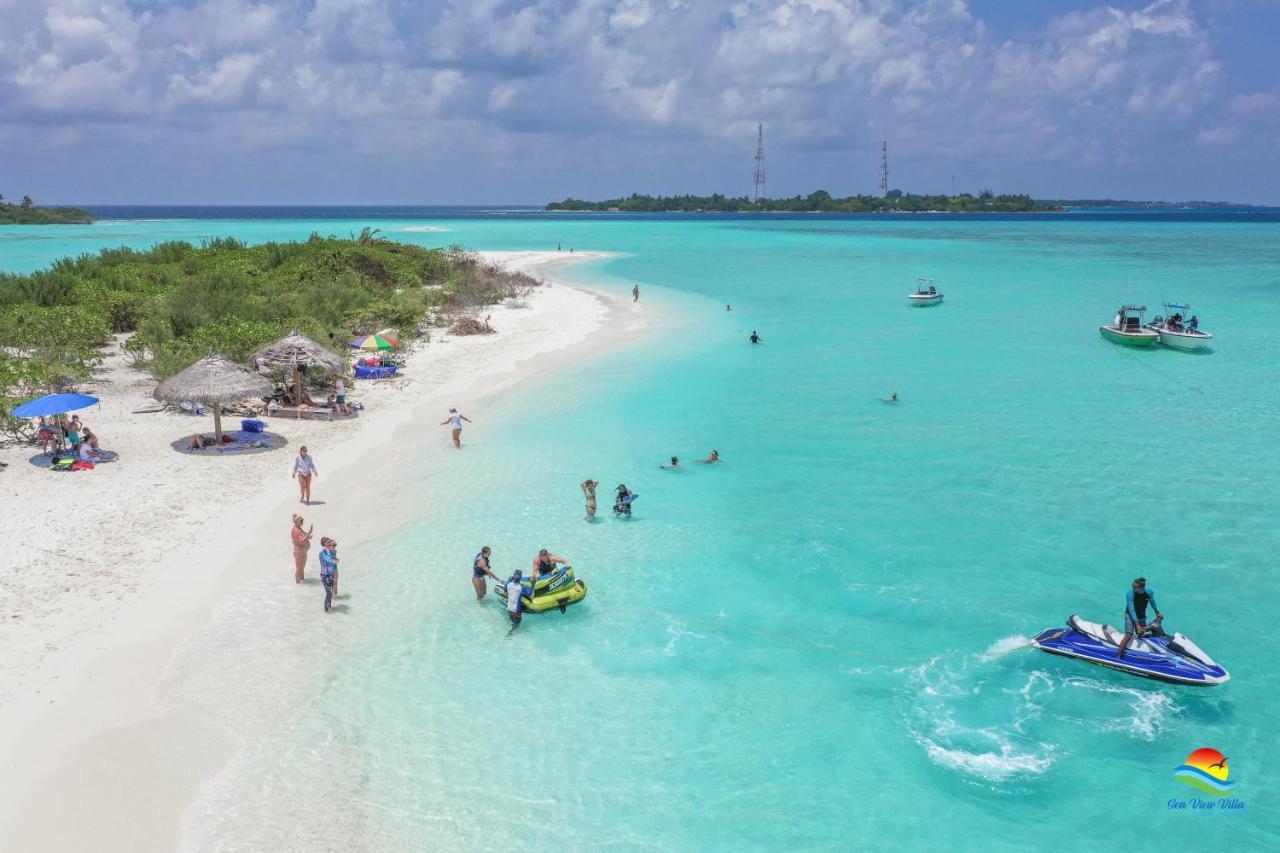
[[0, 0, 1264, 200]]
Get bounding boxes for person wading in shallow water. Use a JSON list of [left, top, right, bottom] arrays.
[[749, 330, 761, 344], [581, 479, 599, 520], [472, 546, 500, 602], [291, 514, 314, 583], [441, 407, 472, 448], [633, 284, 640, 302]]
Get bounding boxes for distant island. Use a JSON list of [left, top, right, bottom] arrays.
[[0, 194, 97, 225], [547, 190, 1061, 213], [1044, 199, 1236, 208]]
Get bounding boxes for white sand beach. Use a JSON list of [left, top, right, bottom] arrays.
[[0, 251, 641, 851]]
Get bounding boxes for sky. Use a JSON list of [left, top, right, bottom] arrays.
[[1, 0, 1278, 205]]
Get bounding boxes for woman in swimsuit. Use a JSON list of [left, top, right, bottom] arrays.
[[291, 514, 314, 584], [532, 549, 569, 581], [293, 446, 318, 503], [581, 479, 599, 520], [473, 546, 500, 601]]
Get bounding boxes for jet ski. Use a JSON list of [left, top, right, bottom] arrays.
[[493, 565, 588, 614], [1032, 615, 1229, 686]]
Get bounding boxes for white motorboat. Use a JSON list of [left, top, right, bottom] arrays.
[[1146, 302, 1213, 351], [908, 278, 943, 306], [1099, 304, 1159, 347]]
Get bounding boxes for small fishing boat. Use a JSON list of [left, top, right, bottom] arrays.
[[908, 278, 943, 307], [1146, 302, 1213, 351], [1032, 615, 1229, 686], [1099, 304, 1159, 346]]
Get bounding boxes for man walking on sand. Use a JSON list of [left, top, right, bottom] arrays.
[[632, 284, 640, 303], [441, 407, 472, 448]]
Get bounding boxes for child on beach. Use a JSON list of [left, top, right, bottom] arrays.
[[319, 538, 339, 612]]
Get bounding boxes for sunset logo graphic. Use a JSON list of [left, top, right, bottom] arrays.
[[1173, 748, 1236, 796]]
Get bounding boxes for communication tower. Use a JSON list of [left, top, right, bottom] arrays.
[[753, 124, 766, 203], [880, 140, 889, 196]]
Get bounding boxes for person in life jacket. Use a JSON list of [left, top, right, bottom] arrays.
[[1118, 577, 1165, 658]]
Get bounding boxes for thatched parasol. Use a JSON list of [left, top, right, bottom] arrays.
[[251, 330, 344, 406], [155, 355, 271, 442]]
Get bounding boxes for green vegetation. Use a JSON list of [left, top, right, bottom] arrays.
[[0, 193, 97, 224], [547, 189, 1060, 213], [0, 231, 535, 430]]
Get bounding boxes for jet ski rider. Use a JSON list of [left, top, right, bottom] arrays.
[[1118, 577, 1164, 658], [532, 549, 569, 581]]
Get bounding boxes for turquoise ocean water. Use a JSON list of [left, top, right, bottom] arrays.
[[4, 211, 1279, 849]]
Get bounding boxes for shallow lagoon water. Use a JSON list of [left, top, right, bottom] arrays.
[[4, 212, 1278, 848]]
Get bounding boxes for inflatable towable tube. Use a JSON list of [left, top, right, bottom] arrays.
[[494, 565, 588, 614]]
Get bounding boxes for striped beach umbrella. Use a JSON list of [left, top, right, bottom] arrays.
[[350, 334, 397, 351]]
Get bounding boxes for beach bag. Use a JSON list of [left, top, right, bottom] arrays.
[[241, 418, 266, 433]]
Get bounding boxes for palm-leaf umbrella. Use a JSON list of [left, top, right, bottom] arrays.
[[154, 355, 271, 443], [251, 330, 344, 407]]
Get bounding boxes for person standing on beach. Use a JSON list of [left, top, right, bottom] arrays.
[[293, 446, 318, 503], [473, 546, 501, 602], [441, 407, 472, 448], [291, 514, 314, 583], [332, 374, 349, 415], [633, 284, 640, 303], [581, 479, 599, 520], [319, 537, 339, 612]]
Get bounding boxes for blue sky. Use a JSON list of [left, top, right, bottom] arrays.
[[1, 0, 1278, 205]]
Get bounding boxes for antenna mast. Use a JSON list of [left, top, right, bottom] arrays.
[[880, 140, 889, 196], [753, 124, 766, 203]]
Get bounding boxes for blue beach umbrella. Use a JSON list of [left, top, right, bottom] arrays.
[[11, 392, 99, 419]]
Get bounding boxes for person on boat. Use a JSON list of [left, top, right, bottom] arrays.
[[505, 570, 525, 631], [472, 546, 501, 602], [614, 484, 637, 515], [1118, 577, 1164, 658], [749, 330, 761, 344], [928, 284, 936, 294], [532, 549, 569, 581], [1188, 315, 1199, 330]]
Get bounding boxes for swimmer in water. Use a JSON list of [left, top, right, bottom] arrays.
[[699, 450, 720, 463], [661, 456, 680, 469], [882, 392, 899, 403], [749, 330, 761, 344]]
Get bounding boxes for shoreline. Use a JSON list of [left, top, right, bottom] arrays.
[[0, 250, 647, 851]]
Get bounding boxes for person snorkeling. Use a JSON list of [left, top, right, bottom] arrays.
[[1118, 576, 1164, 658]]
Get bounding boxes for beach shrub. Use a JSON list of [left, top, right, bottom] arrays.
[[0, 235, 528, 386]]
